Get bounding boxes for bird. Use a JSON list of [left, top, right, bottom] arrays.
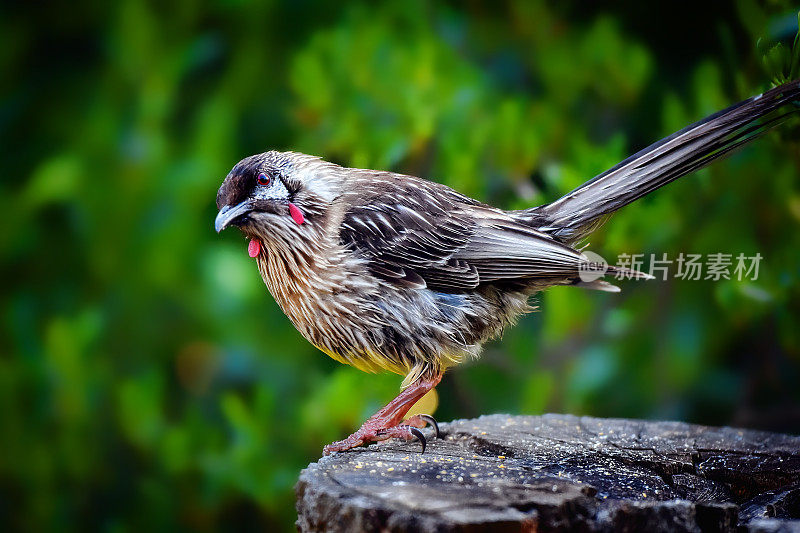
[[215, 80, 799, 455]]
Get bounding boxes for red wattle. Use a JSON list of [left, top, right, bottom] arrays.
[[288, 202, 305, 225], [248, 238, 261, 258]]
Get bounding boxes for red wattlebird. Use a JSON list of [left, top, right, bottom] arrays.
[[215, 80, 799, 454]]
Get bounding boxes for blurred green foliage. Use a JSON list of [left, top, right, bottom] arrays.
[[2, 0, 799, 530]]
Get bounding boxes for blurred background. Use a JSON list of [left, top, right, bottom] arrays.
[[2, 0, 800, 530]]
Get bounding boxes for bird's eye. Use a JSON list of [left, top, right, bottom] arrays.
[[257, 173, 271, 186]]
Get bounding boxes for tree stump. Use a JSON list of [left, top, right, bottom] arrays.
[[295, 414, 800, 532]]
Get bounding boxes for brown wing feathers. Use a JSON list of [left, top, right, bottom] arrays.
[[339, 179, 618, 291]]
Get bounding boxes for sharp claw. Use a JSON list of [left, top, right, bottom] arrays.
[[409, 427, 426, 454], [419, 414, 441, 438]]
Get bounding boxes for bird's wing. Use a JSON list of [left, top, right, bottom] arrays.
[[454, 212, 590, 281], [339, 179, 589, 291]]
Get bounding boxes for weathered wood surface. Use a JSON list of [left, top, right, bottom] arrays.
[[296, 414, 800, 532]]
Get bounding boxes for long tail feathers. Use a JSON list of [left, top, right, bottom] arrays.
[[530, 79, 800, 244]]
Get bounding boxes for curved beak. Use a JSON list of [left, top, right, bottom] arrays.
[[215, 200, 254, 233]]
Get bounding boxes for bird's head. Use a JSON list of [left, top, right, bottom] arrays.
[[214, 151, 341, 255]]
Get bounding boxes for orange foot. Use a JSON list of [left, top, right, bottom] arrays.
[[322, 374, 443, 455]]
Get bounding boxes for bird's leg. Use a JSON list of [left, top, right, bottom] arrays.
[[322, 373, 442, 455]]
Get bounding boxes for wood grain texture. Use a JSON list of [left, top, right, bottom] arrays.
[[296, 414, 800, 532]]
